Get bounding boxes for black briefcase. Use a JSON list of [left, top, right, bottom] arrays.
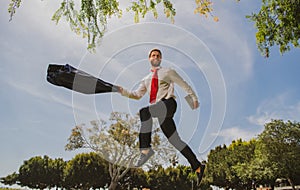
[[47, 64, 118, 94]]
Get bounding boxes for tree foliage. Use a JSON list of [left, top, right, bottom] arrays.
[[7, 0, 217, 52], [146, 165, 192, 190], [205, 120, 300, 190], [0, 172, 18, 186], [206, 139, 256, 190], [254, 120, 300, 189], [1, 157, 201, 190], [65, 112, 176, 190], [118, 168, 147, 190], [8, 0, 21, 21], [63, 152, 109, 189], [7, 0, 300, 56], [2, 119, 300, 189], [10, 156, 66, 189], [247, 0, 300, 57]]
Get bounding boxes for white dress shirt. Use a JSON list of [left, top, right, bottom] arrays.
[[121, 67, 198, 104]]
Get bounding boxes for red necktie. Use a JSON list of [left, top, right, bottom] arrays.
[[150, 69, 158, 104]]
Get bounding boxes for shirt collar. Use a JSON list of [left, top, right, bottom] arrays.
[[151, 66, 161, 72]]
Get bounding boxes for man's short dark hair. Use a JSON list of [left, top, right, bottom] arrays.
[[148, 48, 162, 58]]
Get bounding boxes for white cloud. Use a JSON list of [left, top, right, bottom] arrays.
[[102, 0, 257, 79], [6, 0, 86, 57], [7, 79, 46, 100], [171, 0, 257, 86], [247, 92, 300, 126], [212, 126, 258, 145]]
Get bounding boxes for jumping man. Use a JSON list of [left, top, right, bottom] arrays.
[[117, 48, 205, 185]]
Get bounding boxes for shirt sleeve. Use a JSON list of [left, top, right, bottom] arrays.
[[168, 69, 198, 102], [121, 80, 147, 100]]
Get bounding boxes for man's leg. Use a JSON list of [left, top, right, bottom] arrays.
[[159, 116, 201, 171], [157, 98, 205, 185], [138, 99, 171, 149], [136, 99, 171, 166], [135, 106, 156, 167], [139, 107, 153, 149]]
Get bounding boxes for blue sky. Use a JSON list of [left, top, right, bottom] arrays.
[[1, 0, 300, 180]]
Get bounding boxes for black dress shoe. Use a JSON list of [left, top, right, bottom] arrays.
[[135, 148, 155, 167], [196, 164, 206, 186]]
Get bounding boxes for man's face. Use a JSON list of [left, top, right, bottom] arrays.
[[149, 51, 162, 67]]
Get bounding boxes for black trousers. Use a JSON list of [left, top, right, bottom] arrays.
[[139, 98, 201, 171]]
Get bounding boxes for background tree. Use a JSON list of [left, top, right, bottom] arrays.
[[147, 165, 169, 190], [65, 112, 176, 190], [0, 172, 18, 187], [16, 155, 65, 189], [146, 164, 198, 190], [118, 168, 147, 190], [205, 145, 230, 189], [253, 120, 300, 189], [2, 119, 299, 189], [8, 0, 300, 56], [47, 157, 66, 189], [229, 139, 257, 190], [165, 165, 195, 190], [63, 152, 109, 189], [243, 140, 278, 189], [205, 120, 300, 190], [206, 139, 256, 190]]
